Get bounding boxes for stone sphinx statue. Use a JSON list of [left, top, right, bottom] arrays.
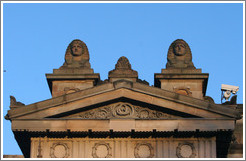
[[60, 39, 91, 69], [166, 39, 195, 69]]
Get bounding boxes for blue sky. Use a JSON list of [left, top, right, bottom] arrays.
[[2, 2, 244, 155]]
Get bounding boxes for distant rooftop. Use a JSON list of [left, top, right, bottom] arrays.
[[3, 155, 24, 158]]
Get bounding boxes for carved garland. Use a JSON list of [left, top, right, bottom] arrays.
[[50, 143, 70, 158], [92, 142, 112, 158], [176, 142, 196, 158], [134, 143, 154, 158]]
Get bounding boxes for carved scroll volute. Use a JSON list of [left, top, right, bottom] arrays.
[[112, 103, 134, 118]]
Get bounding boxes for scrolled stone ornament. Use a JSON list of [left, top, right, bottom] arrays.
[[113, 103, 134, 117], [80, 111, 94, 119], [95, 109, 109, 119], [156, 112, 165, 118], [166, 39, 195, 69], [139, 110, 150, 118]]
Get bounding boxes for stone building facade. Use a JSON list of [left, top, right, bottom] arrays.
[[5, 39, 243, 158]]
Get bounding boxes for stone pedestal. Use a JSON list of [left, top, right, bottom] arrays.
[[46, 68, 100, 97], [154, 69, 208, 99]]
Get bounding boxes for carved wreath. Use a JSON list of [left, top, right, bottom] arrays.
[[134, 143, 154, 158], [112, 103, 134, 117], [92, 142, 112, 158], [176, 142, 196, 158], [50, 143, 69, 158]]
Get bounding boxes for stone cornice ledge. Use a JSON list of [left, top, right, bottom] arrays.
[[7, 79, 240, 119]]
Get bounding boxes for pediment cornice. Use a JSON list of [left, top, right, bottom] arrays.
[[6, 80, 241, 120]]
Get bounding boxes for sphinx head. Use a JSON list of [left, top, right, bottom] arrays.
[[173, 40, 186, 56], [70, 40, 84, 56], [166, 39, 195, 69]]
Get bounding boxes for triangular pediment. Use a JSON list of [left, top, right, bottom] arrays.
[[6, 80, 240, 120]]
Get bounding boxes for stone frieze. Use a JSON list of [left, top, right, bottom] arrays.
[[65, 102, 179, 119]]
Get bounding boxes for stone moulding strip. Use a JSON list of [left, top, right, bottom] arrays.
[[8, 81, 240, 119], [12, 117, 236, 120], [11, 119, 235, 132], [13, 129, 232, 139], [154, 73, 209, 78]]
